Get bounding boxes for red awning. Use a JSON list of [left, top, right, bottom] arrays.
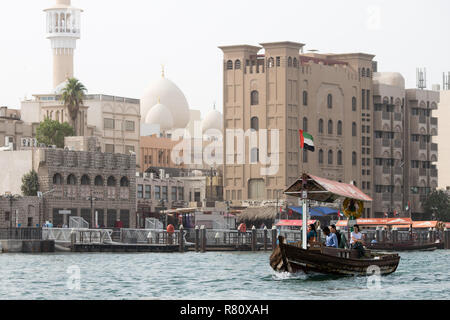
[[445, 223, 450, 229], [284, 173, 372, 203], [386, 218, 413, 225], [276, 220, 317, 227], [412, 221, 439, 229]]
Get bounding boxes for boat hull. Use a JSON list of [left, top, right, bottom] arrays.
[[270, 237, 400, 276], [368, 242, 439, 252]]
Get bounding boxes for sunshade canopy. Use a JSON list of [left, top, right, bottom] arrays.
[[284, 174, 372, 203], [289, 206, 338, 217]]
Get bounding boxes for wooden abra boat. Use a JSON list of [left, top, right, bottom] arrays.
[[271, 173, 401, 276], [271, 236, 400, 276]]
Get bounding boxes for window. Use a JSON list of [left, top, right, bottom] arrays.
[[327, 94, 333, 108], [337, 121, 343, 135], [105, 144, 114, 153], [328, 120, 333, 135], [53, 173, 63, 185], [171, 187, 177, 201], [267, 57, 274, 68], [107, 176, 116, 187], [362, 89, 366, 109], [178, 187, 184, 200], [125, 121, 135, 132], [125, 146, 135, 154], [251, 117, 259, 131], [137, 185, 143, 199], [319, 119, 324, 134], [366, 90, 370, 110], [352, 152, 357, 166], [337, 150, 343, 165], [293, 58, 298, 68], [276, 57, 280, 67], [104, 118, 114, 129], [362, 68, 366, 77], [162, 186, 168, 200], [251, 91, 259, 106], [319, 149, 324, 164], [328, 150, 333, 165], [288, 57, 292, 67], [120, 177, 129, 187], [94, 176, 104, 186], [235, 60, 241, 70], [67, 174, 77, 185], [251, 148, 259, 163], [352, 122, 357, 136], [155, 186, 161, 200], [81, 175, 90, 185], [303, 117, 308, 132], [352, 97, 357, 111], [145, 185, 151, 199], [226, 60, 233, 70], [303, 91, 308, 106], [366, 68, 371, 78]]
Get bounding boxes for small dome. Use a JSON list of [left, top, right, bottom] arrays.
[[53, 80, 69, 95], [373, 72, 405, 89], [202, 109, 223, 133], [145, 103, 174, 131], [141, 75, 190, 128]]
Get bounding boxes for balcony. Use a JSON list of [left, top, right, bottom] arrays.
[[430, 143, 438, 162], [374, 111, 390, 129], [430, 169, 438, 178], [419, 168, 427, 177], [410, 115, 427, 134], [374, 141, 391, 157]]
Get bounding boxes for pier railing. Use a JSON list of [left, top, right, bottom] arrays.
[[0, 228, 42, 240], [42, 228, 113, 244], [120, 228, 183, 246]]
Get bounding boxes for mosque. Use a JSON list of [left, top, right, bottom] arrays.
[[19, 0, 224, 173]]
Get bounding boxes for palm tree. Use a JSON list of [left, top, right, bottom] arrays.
[[61, 78, 87, 136]]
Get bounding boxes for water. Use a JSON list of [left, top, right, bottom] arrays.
[[0, 250, 449, 300]]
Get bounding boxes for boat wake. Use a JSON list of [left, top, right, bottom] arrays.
[[271, 271, 344, 282]]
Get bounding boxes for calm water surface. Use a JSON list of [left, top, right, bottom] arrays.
[[0, 250, 449, 300]]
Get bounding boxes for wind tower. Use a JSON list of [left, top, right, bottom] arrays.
[[44, 0, 83, 89]]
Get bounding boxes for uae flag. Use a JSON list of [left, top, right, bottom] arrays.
[[299, 130, 315, 152]]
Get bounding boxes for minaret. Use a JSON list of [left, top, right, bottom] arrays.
[[44, 0, 83, 89]]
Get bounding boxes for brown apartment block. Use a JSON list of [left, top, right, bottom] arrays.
[[220, 41, 439, 219]]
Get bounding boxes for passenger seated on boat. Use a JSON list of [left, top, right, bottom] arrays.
[[350, 224, 366, 258], [307, 224, 317, 243], [330, 225, 342, 247], [322, 226, 338, 248]]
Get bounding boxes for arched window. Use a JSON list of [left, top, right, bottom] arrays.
[[337, 121, 343, 135], [337, 150, 343, 165], [352, 122, 357, 136], [352, 97, 357, 111], [226, 60, 233, 70], [303, 117, 308, 132], [107, 176, 116, 187], [293, 58, 298, 68], [288, 57, 292, 67], [319, 119, 324, 134], [53, 173, 63, 185], [81, 175, 90, 185], [251, 91, 259, 106], [303, 91, 308, 106], [67, 174, 77, 185], [120, 177, 130, 187], [319, 149, 324, 164], [352, 152, 357, 166], [267, 57, 274, 68], [328, 120, 333, 134], [235, 60, 241, 70], [251, 117, 259, 131], [361, 68, 366, 77], [366, 68, 371, 78], [250, 148, 259, 163], [327, 94, 333, 108], [94, 176, 104, 186], [328, 150, 333, 165]]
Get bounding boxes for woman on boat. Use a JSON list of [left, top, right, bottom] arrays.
[[307, 224, 317, 243], [350, 224, 365, 258]]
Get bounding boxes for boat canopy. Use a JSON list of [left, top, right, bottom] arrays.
[[284, 173, 372, 203], [276, 220, 317, 227], [289, 206, 338, 217]]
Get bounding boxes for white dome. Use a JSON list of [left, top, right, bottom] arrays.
[[53, 80, 69, 95], [141, 76, 190, 128], [373, 72, 405, 89], [145, 103, 174, 131], [202, 109, 223, 133]]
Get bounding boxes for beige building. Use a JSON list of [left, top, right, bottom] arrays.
[[0, 107, 38, 151], [220, 41, 374, 216], [435, 89, 450, 189]]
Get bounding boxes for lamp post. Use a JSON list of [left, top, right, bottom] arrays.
[[38, 189, 55, 227]]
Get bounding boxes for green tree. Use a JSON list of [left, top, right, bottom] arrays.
[[36, 118, 75, 148], [422, 189, 450, 221], [21, 170, 39, 196], [61, 78, 87, 135]]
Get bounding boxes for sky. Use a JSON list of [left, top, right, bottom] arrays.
[[0, 0, 449, 118]]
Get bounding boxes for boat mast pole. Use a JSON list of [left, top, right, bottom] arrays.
[[302, 197, 308, 250]]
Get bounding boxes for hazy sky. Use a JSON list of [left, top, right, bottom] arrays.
[[1, 0, 449, 117]]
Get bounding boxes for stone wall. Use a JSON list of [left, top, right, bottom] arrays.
[[0, 196, 42, 228]]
